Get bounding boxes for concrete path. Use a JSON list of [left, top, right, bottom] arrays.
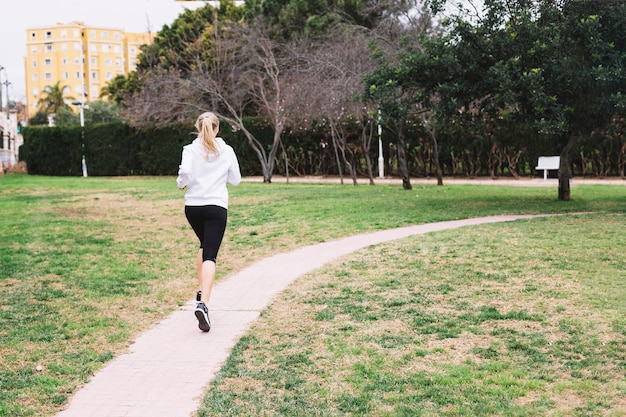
[[55, 214, 550, 417], [243, 175, 626, 186]]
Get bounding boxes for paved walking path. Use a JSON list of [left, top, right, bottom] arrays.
[[244, 175, 626, 186], [55, 214, 554, 417]]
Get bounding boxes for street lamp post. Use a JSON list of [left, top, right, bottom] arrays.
[[0, 66, 5, 151], [72, 100, 88, 177], [3, 78, 12, 157], [377, 110, 384, 178], [0, 65, 4, 114]]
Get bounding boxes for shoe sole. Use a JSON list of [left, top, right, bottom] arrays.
[[195, 309, 211, 332]]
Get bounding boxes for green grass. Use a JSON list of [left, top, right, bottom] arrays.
[[199, 214, 626, 417], [0, 174, 625, 416]]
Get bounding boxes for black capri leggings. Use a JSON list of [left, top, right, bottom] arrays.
[[184, 205, 228, 263]]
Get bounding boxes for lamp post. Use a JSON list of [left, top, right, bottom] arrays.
[[0, 66, 5, 151], [72, 100, 88, 177], [3, 78, 11, 156], [377, 110, 384, 178], [0, 65, 4, 114]]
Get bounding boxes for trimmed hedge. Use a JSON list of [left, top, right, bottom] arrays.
[[19, 119, 625, 178]]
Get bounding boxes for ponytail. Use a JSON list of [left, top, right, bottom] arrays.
[[195, 112, 220, 156]]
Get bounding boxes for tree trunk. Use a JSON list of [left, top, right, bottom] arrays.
[[330, 124, 344, 184], [558, 135, 578, 201], [279, 139, 289, 184], [362, 121, 375, 185], [430, 130, 443, 186], [395, 122, 412, 190], [422, 116, 443, 186], [239, 127, 272, 183]]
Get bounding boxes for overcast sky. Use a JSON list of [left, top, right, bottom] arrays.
[[0, 0, 207, 102]]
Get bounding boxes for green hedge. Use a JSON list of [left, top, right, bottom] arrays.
[[19, 119, 625, 178], [20, 118, 275, 177]]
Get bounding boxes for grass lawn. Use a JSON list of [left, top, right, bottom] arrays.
[[0, 174, 624, 416]]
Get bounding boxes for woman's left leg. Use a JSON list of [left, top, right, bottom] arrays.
[[197, 206, 227, 304]]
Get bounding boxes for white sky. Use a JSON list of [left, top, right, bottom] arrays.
[[0, 0, 208, 103]]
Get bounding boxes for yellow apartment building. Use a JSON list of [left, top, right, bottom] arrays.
[[24, 22, 153, 117]]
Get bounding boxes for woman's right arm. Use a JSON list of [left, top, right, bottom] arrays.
[[176, 148, 193, 189]]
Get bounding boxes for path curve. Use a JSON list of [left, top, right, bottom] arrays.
[[55, 214, 549, 417]]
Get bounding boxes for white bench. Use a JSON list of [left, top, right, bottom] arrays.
[[535, 156, 560, 180]]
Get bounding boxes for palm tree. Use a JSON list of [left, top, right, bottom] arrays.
[[37, 81, 74, 115]]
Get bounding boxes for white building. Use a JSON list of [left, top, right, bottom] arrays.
[[0, 110, 20, 169]]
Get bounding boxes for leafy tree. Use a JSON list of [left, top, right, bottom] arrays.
[[365, 1, 440, 189], [37, 81, 73, 115], [28, 110, 50, 126], [137, 1, 245, 74], [421, 0, 626, 200], [100, 73, 141, 105], [54, 106, 79, 126], [86, 101, 122, 124]]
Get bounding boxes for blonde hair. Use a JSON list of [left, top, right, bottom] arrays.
[[195, 112, 220, 156]]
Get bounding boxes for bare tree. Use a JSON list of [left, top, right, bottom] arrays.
[[126, 15, 301, 183], [295, 26, 379, 185]]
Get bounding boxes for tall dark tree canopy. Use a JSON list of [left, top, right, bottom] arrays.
[[138, 1, 246, 73], [377, 0, 626, 198]]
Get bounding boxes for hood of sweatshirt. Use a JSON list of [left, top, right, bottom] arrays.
[[189, 137, 227, 161]]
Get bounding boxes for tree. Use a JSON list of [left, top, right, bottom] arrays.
[[422, 0, 626, 200], [364, 2, 440, 189], [125, 4, 294, 183], [37, 81, 73, 116], [28, 111, 49, 126], [296, 26, 379, 185], [100, 73, 141, 105]]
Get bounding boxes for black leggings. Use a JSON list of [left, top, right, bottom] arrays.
[[185, 205, 228, 263]]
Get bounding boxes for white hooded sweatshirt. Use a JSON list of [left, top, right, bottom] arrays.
[[176, 137, 241, 208]]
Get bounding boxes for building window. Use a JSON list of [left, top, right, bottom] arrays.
[[32, 60, 37, 68], [32, 74, 39, 81], [73, 29, 80, 37], [46, 31, 52, 39], [61, 29, 68, 37], [114, 32, 119, 40], [102, 44, 109, 52], [62, 58, 68, 65], [31, 46, 37, 53], [63, 72, 69, 80], [90, 30, 96, 38], [74, 42, 81, 51], [44, 58, 51, 66], [106, 72, 113, 80], [115, 59, 121, 67], [102, 31, 108, 39], [33, 88, 39, 97], [130, 47, 136, 54], [31, 32, 36, 38], [91, 58, 97, 65], [45, 73, 52, 80], [62, 43, 68, 51], [105, 58, 112, 66], [114, 45, 121, 53], [74, 58, 80, 65], [46, 44, 53, 52], [91, 72, 97, 80], [76, 71, 81, 79], [90, 44, 96, 52]]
